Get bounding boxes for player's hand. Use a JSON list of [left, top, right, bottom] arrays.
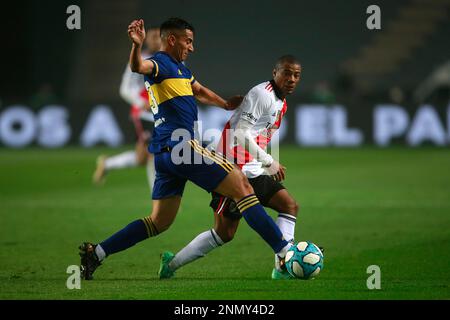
[[224, 95, 244, 110], [142, 100, 151, 112], [264, 160, 286, 181], [128, 19, 146, 46], [264, 160, 280, 175], [273, 165, 286, 181], [139, 130, 151, 143]]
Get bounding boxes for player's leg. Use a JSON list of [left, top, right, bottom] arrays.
[[146, 153, 155, 192], [264, 187, 299, 279], [267, 189, 299, 242], [159, 196, 240, 279], [135, 129, 155, 192], [79, 196, 181, 280], [135, 135, 149, 166], [92, 115, 149, 185], [98, 166, 183, 258], [170, 140, 291, 265], [92, 150, 138, 185], [213, 207, 241, 243], [80, 152, 186, 280], [213, 167, 290, 256], [242, 175, 297, 279], [134, 116, 151, 167], [149, 196, 182, 232], [97, 196, 180, 258], [139, 115, 155, 192], [248, 175, 298, 243]]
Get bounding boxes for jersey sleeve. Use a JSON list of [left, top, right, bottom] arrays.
[[238, 88, 271, 125], [147, 56, 169, 79]]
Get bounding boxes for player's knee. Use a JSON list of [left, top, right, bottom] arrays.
[[233, 171, 254, 199], [149, 216, 173, 234], [283, 199, 299, 217], [215, 226, 236, 243], [136, 150, 147, 166], [136, 156, 147, 166], [155, 224, 168, 234], [242, 177, 253, 194]]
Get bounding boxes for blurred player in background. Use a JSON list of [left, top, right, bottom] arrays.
[[79, 18, 295, 281], [159, 56, 303, 280], [92, 27, 161, 192]]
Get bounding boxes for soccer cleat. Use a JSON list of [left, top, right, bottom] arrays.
[[278, 255, 288, 271], [158, 251, 175, 279], [272, 268, 294, 280], [275, 241, 296, 272], [79, 242, 101, 280], [92, 155, 107, 185]]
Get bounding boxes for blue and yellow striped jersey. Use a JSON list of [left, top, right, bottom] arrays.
[[143, 51, 197, 153]]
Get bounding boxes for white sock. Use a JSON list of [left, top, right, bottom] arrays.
[[275, 213, 297, 270], [104, 151, 137, 171], [169, 229, 224, 271], [95, 244, 106, 262], [146, 158, 155, 193], [276, 213, 297, 243]]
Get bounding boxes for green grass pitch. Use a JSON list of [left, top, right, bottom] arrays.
[[1, 146, 449, 299]]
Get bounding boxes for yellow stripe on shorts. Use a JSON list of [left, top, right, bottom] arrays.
[[189, 140, 233, 173], [192, 140, 234, 171]]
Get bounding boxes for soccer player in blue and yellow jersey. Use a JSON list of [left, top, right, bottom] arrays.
[[79, 18, 294, 280]]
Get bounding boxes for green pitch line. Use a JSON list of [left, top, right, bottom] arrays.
[[0, 146, 449, 299]]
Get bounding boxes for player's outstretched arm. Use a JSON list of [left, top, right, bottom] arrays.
[[128, 19, 154, 75], [191, 81, 243, 110], [235, 120, 285, 179]]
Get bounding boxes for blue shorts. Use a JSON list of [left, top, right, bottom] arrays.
[[152, 140, 234, 200]]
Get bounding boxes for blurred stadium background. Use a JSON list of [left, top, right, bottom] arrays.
[[1, 0, 449, 148], [0, 0, 449, 300]]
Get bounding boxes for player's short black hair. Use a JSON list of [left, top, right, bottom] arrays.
[[160, 17, 195, 37], [275, 55, 301, 70]]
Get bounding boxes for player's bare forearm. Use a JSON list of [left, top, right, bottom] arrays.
[[129, 43, 142, 73], [193, 83, 227, 108], [195, 95, 210, 105], [192, 81, 242, 110], [128, 19, 153, 74], [129, 44, 153, 74], [143, 100, 151, 112]]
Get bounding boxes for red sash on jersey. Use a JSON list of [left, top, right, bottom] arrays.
[[217, 100, 287, 167], [130, 88, 150, 138]]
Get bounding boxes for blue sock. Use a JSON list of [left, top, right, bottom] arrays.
[[99, 217, 158, 256], [237, 195, 288, 253]]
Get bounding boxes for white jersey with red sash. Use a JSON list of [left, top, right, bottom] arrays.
[[217, 80, 287, 178]]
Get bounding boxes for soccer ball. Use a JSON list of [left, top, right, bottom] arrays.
[[285, 241, 324, 280]]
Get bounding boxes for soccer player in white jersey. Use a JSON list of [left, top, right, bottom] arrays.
[[92, 27, 161, 191], [158, 55, 304, 280]]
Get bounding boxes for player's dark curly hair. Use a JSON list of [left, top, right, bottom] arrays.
[[275, 55, 301, 70], [160, 17, 195, 37]]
